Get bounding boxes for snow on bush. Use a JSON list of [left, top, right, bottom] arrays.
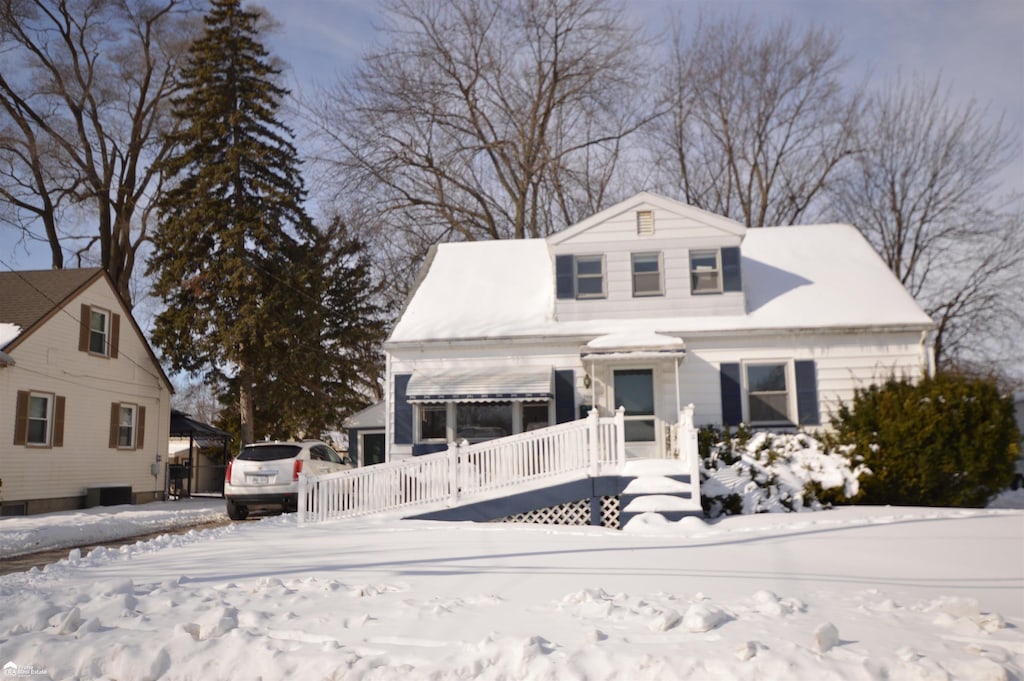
[[699, 428, 868, 517]]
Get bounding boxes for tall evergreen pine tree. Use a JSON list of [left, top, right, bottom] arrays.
[[149, 0, 322, 444]]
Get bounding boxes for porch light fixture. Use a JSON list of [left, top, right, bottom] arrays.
[[583, 373, 591, 389]]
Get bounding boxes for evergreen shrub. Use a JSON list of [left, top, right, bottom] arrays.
[[828, 372, 1020, 507]]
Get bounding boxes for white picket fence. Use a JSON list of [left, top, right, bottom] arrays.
[[298, 405, 700, 525]]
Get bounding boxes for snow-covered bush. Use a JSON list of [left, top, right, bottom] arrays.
[[698, 426, 868, 518]]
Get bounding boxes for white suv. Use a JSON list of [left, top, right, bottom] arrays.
[[224, 440, 352, 520]]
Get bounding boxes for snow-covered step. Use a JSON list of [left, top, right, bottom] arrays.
[[619, 459, 702, 528]]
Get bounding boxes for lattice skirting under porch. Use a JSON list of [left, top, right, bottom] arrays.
[[494, 495, 621, 529]]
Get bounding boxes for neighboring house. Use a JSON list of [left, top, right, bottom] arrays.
[[343, 401, 386, 467], [383, 192, 935, 463], [0, 268, 173, 515]]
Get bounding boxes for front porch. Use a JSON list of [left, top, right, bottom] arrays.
[[299, 405, 702, 528]]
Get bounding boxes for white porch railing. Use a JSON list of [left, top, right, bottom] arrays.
[[299, 404, 700, 525]]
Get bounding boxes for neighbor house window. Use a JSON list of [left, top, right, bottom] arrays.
[[456, 402, 513, 442], [14, 391, 64, 448], [746, 363, 790, 424], [27, 393, 52, 445], [109, 402, 144, 449], [89, 308, 110, 355], [690, 250, 722, 294], [575, 255, 606, 298], [118, 404, 137, 448], [632, 252, 663, 297], [419, 404, 447, 441]]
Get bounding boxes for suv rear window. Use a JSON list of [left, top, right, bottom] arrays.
[[238, 444, 302, 461]]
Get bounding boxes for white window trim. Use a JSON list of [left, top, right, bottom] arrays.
[[89, 306, 111, 356], [26, 391, 54, 447], [413, 401, 552, 444], [574, 254, 606, 299], [117, 403, 138, 449], [690, 249, 723, 295], [415, 403, 449, 444], [742, 360, 796, 426], [631, 252, 664, 297]]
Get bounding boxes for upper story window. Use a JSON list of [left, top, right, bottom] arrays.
[[575, 255, 605, 298], [690, 250, 722, 294], [631, 252, 663, 297], [556, 254, 607, 300], [90, 308, 109, 354], [690, 247, 743, 295], [79, 304, 120, 358]]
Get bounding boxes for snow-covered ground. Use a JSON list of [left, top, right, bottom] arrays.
[[1, 493, 1022, 680]]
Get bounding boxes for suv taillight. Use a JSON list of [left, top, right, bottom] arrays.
[[225, 460, 234, 482], [293, 459, 303, 481]]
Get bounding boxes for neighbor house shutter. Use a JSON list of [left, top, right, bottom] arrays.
[[719, 363, 743, 426], [554, 369, 576, 424], [78, 304, 91, 352], [52, 396, 66, 447], [722, 247, 742, 292], [13, 390, 29, 445], [555, 255, 575, 300], [109, 402, 120, 448], [135, 405, 146, 449], [393, 374, 413, 445], [795, 360, 820, 426], [110, 313, 120, 358]]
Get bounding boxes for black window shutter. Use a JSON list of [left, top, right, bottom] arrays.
[[393, 374, 413, 445], [554, 369, 576, 424], [722, 247, 742, 292], [555, 255, 575, 299], [720, 363, 742, 426], [795, 360, 820, 425]]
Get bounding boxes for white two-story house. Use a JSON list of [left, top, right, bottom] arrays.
[[383, 192, 935, 463]]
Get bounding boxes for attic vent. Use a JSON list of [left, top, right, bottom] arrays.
[[636, 210, 654, 236]]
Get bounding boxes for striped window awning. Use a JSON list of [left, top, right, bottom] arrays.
[[406, 367, 553, 403]]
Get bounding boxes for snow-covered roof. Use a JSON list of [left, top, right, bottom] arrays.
[[387, 222, 933, 345], [0, 323, 21, 348]]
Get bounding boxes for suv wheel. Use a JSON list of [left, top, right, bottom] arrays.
[[226, 498, 249, 521]]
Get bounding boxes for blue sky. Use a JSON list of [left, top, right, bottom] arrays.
[[3, 0, 1022, 270]]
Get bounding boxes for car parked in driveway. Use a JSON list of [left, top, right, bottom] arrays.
[[224, 440, 352, 520]]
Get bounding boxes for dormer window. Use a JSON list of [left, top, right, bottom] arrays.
[[632, 252, 663, 296], [575, 255, 605, 298], [556, 254, 606, 299], [690, 246, 743, 295], [690, 250, 722, 294]]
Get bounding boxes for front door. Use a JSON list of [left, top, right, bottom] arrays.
[[613, 368, 657, 458]]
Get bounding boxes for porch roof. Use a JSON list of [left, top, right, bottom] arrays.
[[407, 366, 553, 403], [581, 332, 686, 360]]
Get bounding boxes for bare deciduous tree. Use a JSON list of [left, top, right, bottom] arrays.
[[648, 12, 862, 227], [304, 0, 653, 301], [0, 0, 200, 305], [830, 76, 1023, 374]]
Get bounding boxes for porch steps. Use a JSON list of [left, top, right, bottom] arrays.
[[619, 459, 703, 527]]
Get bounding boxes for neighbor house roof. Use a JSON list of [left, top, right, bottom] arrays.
[[388, 222, 933, 345], [0, 268, 103, 349]]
